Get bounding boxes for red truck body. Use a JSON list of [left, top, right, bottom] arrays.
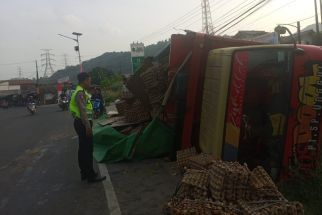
[[166, 32, 259, 150]]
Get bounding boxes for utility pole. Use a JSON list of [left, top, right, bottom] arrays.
[[18, 66, 22, 79], [314, 0, 320, 33], [63, 54, 68, 68], [73, 32, 82, 65], [41, 49, 55, 78], [35, 60, 39, 86], [297, 21, 302, 44], [201, 0, 214, 35], [35, 60, 40, 96], [58, 32, 83, 73]]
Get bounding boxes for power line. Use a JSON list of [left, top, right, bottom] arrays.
[[140, 0, 273, 44], [138, 5, 201, 42], [224, 0, 296, 35], [141, 11, 202, 43], [215, 0, 270, 35], [0, 60, 34, 66], [180, 1, 238, 31], [288, 15, 317, 25], [213, 0, 257, 29], [184, 0, 257, 33], [140, 0, 234, 43], [141, 0, 234, 43], [142, 11, 203, 43]]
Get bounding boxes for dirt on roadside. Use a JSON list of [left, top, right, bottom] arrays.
[[106, 158, 180, 215]]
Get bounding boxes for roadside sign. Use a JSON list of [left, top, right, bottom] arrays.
[[131, 42, 145, 73]]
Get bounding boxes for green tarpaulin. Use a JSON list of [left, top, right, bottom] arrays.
[[93, 118, 174, 163]]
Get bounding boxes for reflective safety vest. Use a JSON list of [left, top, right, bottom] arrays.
[[69, 85, 93, 120]]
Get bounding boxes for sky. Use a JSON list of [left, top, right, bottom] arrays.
[[0, 0, 318, 80]]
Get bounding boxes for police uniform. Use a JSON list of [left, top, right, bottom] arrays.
[[69, 85, 96, 179]]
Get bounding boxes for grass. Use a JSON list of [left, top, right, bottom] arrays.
[[279, 168, 322, 215]]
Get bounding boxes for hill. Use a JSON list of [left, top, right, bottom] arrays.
[[50, 40, 169, 82]]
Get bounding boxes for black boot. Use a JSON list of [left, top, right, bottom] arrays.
[[81, 171, 98, 181], [87, 175, 106, 184]]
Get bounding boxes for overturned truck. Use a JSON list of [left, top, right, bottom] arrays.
[[94, 31, 322, 179]]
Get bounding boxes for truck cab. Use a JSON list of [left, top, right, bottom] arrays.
[[199, 45, 322, 178]]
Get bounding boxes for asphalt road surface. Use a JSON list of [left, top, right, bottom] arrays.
[[0, 105, 109, 215]]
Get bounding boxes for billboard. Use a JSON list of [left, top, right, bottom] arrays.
[[130, 42, 145, 73]]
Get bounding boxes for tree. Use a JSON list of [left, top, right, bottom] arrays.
[[89, 67, 111, 85]]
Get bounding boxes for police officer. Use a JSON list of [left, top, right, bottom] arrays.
[[69, 72, 106, 183]]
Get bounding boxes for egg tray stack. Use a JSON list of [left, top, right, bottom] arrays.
[[176, 147, 197, 171], [186, 153, 216, 170], [139, 66, 157, 89], [115, 100, 127, 115], [139, 64, 167, 117], [147, 88, 164, 105], [124, 100, 151, 123], [166, 199, 236, 215], [249, 166, 284, 200], [175, 169, 209, 201], [182, 169, 209, 191], [238, 200, 304, 215], [139, 63, 167, 90], [164, 169, 211, 214], [139, 65, 166, 102], [209, 161, 250, 202], [168, 154, 304, 215]]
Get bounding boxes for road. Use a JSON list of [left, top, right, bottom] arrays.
[[0, 105, 109, 215]]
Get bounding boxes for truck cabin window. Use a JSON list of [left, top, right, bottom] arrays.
[[237, 49, 292, 179]]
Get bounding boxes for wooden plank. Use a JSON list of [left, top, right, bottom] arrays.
[[98, 116, 125, 126], [110, 121, 142, 128]]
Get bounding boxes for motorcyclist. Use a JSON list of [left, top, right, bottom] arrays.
[[26, 95, 36, 114], [26, 95, 35, 104], [58, 90, 69, 110], [60, 91, 67, 100], [91, 88, 105, 115]]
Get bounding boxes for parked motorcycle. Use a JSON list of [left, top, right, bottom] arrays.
[[27, 102, 36, 115], [58, 95, 69, 111]]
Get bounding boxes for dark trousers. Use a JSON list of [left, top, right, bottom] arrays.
[[73, 119, 95, 178]]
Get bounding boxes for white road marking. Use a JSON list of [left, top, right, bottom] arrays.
[[98, 163, 122, 215]]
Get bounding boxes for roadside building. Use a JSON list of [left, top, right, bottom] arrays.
[[233, 30, 268, 41], [233, 30, 279, 44], [0, 79, 36, 106]]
